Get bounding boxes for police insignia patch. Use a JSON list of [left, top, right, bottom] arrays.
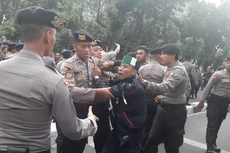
[[64, 65, 73, 70], [79, 35, 86, 40], [77, 77, 83, 81], [66, 71, 73, 78], [64, 81, 68, 86]]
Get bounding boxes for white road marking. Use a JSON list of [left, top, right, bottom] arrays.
[[187, 111, 206, 117], [184, 137, 230, 153]]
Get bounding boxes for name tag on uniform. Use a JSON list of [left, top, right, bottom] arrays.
[[74, 71, 82, 75], [222, 79, 229, 83]]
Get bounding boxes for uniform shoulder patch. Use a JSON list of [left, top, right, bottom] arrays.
[[64, 65, 73, 70], [65, 71, 73, 78], [213, 73, 220, 79], [64, 81, 68, 86]]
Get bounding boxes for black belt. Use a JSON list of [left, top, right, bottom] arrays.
[[0, 150, 50, 153], [160, 102, 186, 109], [210, 93, 230, 102]]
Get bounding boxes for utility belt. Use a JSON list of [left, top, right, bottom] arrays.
[[0, 147, 50, 153], [160, 102, 186, 110], [209, 94, 230, 103]]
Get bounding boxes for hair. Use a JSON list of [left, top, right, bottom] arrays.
[[138, 46, 149, 54], [151, 54, 161, 60], [0, 42, 2, 46], [126, 52, 136, 57], [102, 42, 109, 51], [175, 54, 179, 61], [185, 56, 191, 61], [21, 24, 49, 42]]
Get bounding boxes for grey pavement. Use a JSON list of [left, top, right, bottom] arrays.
[[52, 90, 230, 153]]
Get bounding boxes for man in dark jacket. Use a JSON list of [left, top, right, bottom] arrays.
[[94, 55, 146, 153]]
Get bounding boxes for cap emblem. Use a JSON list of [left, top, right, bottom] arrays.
[[51, 16, 63, 28], [79, 35, 86, 40]]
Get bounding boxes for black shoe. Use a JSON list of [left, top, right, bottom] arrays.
[[213, 143, 221, 152], [186, 102, 191, 106], [206, 143, 220, 153]]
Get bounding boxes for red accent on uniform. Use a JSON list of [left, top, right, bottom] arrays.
[[123, 112, 133, 127]]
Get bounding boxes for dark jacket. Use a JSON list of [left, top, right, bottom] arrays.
[[94, 75, 146, 145]]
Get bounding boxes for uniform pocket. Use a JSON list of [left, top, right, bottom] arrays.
[[168, 130, 184, 148]]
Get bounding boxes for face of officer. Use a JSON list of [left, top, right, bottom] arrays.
[[160, 52, 176, 67], [136, 49, 148, 63], [225, 61, 230, 72], [118, 63, 137, 80], [90, 45, 102, 59], [55, 53, 60, 61], [207, 66, 212, 72], [3, 47, 7, 53], [73, 42, 92, 61], [44, 28, 57, 56]]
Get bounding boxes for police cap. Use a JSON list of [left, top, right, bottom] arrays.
[[92, 40, 103, 48], [17, 6, 63, 29], [73, 30, 94, 42], [62, 50, 72, 59], [150, 47, 162, 55], [160, 43, 180, 55], [15, 43, 24, 51], [226, 57, 230, 62]]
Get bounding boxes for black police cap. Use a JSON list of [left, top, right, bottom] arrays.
[[92, 40, 103, 48], [73, 30, 94, 42], [62, 50, 72, 59], [226, 57, 230, 61], [150, 47, 162, 55], [17, 6, 63, 29], [160, 43, 180, 55]]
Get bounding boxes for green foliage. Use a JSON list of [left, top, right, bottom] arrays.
[[1, 0, 230, 69], [53, 28, 74, 53]]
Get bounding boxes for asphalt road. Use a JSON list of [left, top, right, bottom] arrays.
[[52, 91, 230, 153]]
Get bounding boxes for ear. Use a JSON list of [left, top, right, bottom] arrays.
[[132, 69, 137, 75], [45, 31, 51, 43], [146, 53, 149, 58], [73, 44, 77, 51]]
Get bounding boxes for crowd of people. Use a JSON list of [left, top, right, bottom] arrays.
[[0, 6, 230, 153]]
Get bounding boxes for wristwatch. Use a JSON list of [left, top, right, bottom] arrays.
[[142, 80, 148, 89], [94, 76, 99, 80]]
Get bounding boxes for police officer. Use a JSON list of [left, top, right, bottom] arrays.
[[102, 42, 120, 61], [198, 57, 230, 153], [94, 55, 146, 153], [139, 44, 188, 153], [5, 43, 24, 59], [90, 40, 111, 153], [138, 48, 166, 150], [56, 50, 72, 72], [136, 46, 149, 67], [58, 30, 114, 153], [183, 54, 198, 101], [0, 6, 98, 153]]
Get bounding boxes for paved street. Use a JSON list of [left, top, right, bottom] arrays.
[[52, 91, 230, 153]]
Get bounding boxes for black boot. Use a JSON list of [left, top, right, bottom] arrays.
[[213, 143, 221, 152], [186, 97, 191, 105], [206, 143, 214, 153]]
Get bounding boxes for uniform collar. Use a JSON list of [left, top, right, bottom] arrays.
[[150, 60, 160, 65], [167, 61, 181, 71], [17, 49, 44, 64], [73, 54, 93, 65]]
